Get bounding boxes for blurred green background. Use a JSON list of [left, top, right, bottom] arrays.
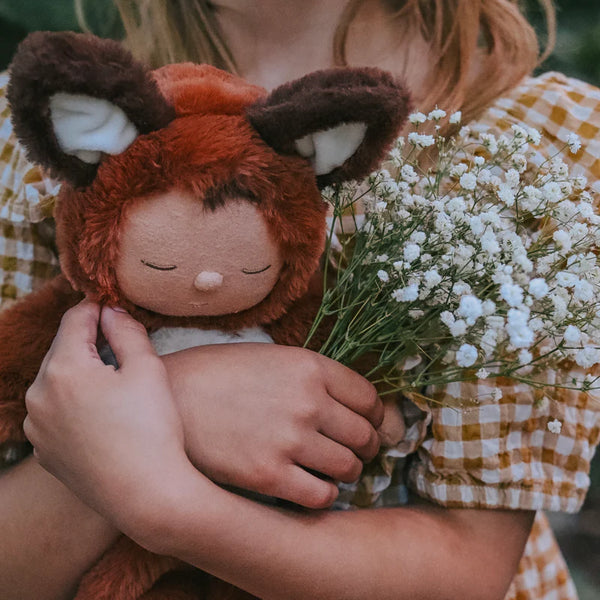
[[0, 0, 598, 597]]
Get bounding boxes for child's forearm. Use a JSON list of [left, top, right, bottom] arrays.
[[0, 456, 119, 600], [136, 467, 534, 600]]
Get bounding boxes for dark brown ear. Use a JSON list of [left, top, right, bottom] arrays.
[[246, 67, 411, 188], [7, 31, 175, 188]]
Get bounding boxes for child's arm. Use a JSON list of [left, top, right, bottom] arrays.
[[25, 302, 534, 600], [0, 456, 118, 600]]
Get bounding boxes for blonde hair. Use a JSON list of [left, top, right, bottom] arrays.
[[334, 0, 556, 123], [77, 0, 555, 122]]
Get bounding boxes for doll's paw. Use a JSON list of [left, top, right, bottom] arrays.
[[0, 401, 27, 445], [74, 536, 180, 600]]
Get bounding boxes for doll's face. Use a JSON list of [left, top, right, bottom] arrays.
[[115, 190, 283, 316]]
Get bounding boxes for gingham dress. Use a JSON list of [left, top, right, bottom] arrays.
[[1, 71, 599, 599]]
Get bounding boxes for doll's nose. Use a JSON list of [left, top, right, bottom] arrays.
[[194, 271, 223, 291]]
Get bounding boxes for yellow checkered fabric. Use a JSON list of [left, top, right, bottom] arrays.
[[0, 72, 59, 308], [1, 71, 599, 599]]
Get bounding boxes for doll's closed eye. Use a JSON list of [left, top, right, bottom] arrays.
[[141, 260, 178, 271], [242, 265, 271, 275]]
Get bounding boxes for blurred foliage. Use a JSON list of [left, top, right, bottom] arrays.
[[537, 0, 600, 85]]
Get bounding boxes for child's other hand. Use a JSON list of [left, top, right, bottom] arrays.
[[23, 301, 195, 529], [162, 343, 383, 509]]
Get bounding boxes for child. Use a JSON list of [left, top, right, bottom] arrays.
[[2, 1, 598, 598]]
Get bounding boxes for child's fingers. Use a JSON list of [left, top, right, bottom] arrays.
[[100, 306, 157, 369], [43, 299, 101, 368], [318, 399, 380, 462], [275, 465, 339, 510], [319, 356, 384, 427], [294, 434, 363, 484]]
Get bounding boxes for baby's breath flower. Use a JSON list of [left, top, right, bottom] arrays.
[[403, 243, 421, 264], [409, 112, 427, 125], [518, 349, 533, 365], [500, 283, 524, 307], [491, 388, 503, 401], [456, 344, 478, 367], [575, 346, 600, 368], [314, 118, 599, 406], [428, 108, 447, 121], [528, 278, 549, 299], [460, 172, 477, 191], [392, 284, 419, 302], [457, 295, 483, 325], [449, 111, 462, 124], [408, 132, 435, 148], [567, 133, 582, 154], [547, 419, 562, 434], [563, 325, 582, 345]]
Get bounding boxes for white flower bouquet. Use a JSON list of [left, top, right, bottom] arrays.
[[308, 110, 600, 403]]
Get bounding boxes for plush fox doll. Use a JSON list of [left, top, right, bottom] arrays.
[[1, 31, 410, 600]]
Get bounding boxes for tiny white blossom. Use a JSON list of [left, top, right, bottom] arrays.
[[529, 278, 549, 299], [574, 279, 594, 302], [482, 300, 497, 316], [491, 388, 503, 401], [392, 284, 419, 302], [377, 270, 390, 283], [457, 295, 483, 325], [403, 243, 421, 263], [547, 419, 562, 434], [575, 346, 600, 368], [428, 108, 447, 121], [474, 156, 485, 166], [409, 112, 427, 125], [450, 163, 468, 178], [500, 283, 524, 307], [497, 184, 515, 207], [456, 344, 478, 367], [476, 368, 490, 379], [563, 325, 582, 345], [567, 133, 582, 154], [408, 132, 435, 148], [376, 254, 389, 262], [449, 319, 468, 337], [518, 349, 533, 365], [460, 172, 477, 191], [449, 110, 462, 124], [553, 230, 572, 252]]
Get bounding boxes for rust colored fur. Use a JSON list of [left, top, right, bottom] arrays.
[[3, 32, 409, 600]]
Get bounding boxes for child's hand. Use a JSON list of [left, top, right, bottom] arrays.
[[23, 301, 198, 529], [162, 343, 383, 509]]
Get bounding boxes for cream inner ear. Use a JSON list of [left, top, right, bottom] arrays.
[[49, 92, 139, 163], [294, 122, 368, 176]]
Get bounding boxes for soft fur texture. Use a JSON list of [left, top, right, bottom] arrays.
[[1, 31, 410, 600], [7, 31, 175, 187]]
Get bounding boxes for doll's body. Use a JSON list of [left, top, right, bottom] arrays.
[[0, 31, 409, 600]]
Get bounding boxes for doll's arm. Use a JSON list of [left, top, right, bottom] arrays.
[[0, 275, 83, 443]]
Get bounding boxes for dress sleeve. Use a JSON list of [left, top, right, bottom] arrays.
[[407, 72, 600, 512], [0, 72, 60, 310]]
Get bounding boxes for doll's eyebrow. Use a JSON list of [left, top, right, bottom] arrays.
[[141, 260, 178, 271], [242, 265, 271, 275]]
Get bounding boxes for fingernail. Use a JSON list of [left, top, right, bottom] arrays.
[[111, 306, 128, 313]]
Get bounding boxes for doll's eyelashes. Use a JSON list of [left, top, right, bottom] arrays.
[[242, 265, 271, 275], [141, 260, 178, 271]]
